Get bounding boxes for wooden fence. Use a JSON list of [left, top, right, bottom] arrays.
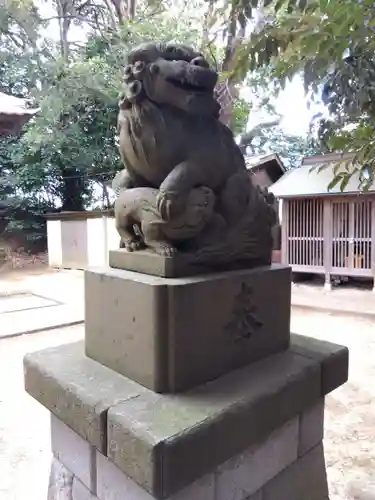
[[282, 196, 375, 278]]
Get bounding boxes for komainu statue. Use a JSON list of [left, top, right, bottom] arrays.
[[113, 42, 276, 268]]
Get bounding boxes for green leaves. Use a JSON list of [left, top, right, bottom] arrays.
[[1, 2, 209, 216], [327, 171, 351, 192], [228, 0, 375, 189], [231, 97, 250, 136]]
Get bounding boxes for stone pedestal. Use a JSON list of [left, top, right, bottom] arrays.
[[85, 264, 291, 392], [48, 402, 327, 500], [24, 258, 348, 500]]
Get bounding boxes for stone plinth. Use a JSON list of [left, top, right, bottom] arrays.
[[24, 334, 348, 499], [85, 264, 291, 393], [109, 249, 201, 278], [48, 410, 327, 500], [109, 249, 272, 278]]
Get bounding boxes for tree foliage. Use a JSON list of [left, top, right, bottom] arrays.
[[0, 0, 320, 250], [248, 126, 320, 169], [0, 1, 215, 247], [232, 0, 375, 189]]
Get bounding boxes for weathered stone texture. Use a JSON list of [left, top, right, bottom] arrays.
[[262, 444, 329, 500], [51, 415, 96, 492], [96, 452, 215, 500], [72, 478, 97, 500], [48, 417, 328, 500], [291, 333, 349, 395], [24, 341, 147, 452], [25, 331, 348, 500], [96, 452, 155, 500], [107, 350, 319, 498], [298, 399, 325, 457], [47, 458, 73, 500], [215, 418, 298, 500], [108, 249, 201, 278], [245, 492, 263, 500], [85, 265, 291, 393]]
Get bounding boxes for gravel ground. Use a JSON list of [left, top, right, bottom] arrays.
[[291, 310, 375, 500], [0, 251, 48, 274], [0, 326, 84, 500], [0, 310, 374, 500]]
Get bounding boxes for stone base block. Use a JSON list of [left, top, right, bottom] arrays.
[[24, 335, 348, 498], [109, 249, 272, 278], [85, 264, 291, 392], [48, 409, 328, 500], [109, 249, 202, 278]]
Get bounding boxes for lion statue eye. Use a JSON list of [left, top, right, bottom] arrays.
[[149, 63, 159, 76], [134, 61, 145, 71], [124, 65, 133, 76], [123, 65, 133, 82], [191, 56, 210, 69], [129, 80, 142, 95]]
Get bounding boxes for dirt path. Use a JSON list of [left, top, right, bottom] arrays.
[[0, 310, 374, 499]]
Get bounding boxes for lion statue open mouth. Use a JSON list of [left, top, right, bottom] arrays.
[[113, 42, 275, 268], [121, 42, 220, 117]]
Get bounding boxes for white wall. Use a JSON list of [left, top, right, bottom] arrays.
[[47, 215, 120, 270], [87, 218, 106, 267], [47, 220, 62, 267]]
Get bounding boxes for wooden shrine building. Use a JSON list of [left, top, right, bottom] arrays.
[[269, 153, 375, 289], [246, 153, 286, 190], [0, 92, 39, 257], [0, 92, 38, 136], [246, 153, 286, 257]]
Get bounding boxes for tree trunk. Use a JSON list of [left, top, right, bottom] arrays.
[[60, 167, 85, 211], [216, 1, 245, 129], [102, 183, 110, 209], [103, 0, 119, 30], [109, 0, 127, 24], [128, 0, 136, 20], [201, 0, 215, 53], [56, 0, 71, 60], [216, 79, 238, 129]]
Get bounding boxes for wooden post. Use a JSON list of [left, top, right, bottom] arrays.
[[281, 199, 288, 266], [371, 200, 375, 291], [323, 198, 332, 291]]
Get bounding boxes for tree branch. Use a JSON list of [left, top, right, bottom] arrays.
[[108, 0, 126, 25], [102, 0, 119, 30], [238, 119, 281, 154]]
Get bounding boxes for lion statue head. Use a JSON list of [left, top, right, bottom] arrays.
[[119, 42, 220, 117]]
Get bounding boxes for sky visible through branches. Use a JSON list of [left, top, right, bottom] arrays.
[[36, 0, 324, 138]]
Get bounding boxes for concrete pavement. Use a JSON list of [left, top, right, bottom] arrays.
[[0, 269, 84, 338]]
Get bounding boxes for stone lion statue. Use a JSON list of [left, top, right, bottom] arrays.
[[113, 42, 276, 267]]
